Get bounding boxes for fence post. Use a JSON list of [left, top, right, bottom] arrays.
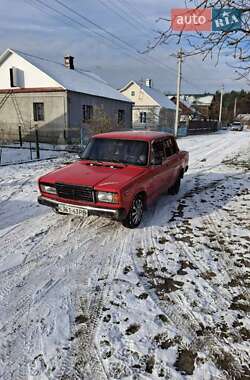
[[18, 125, 22, 147], [35, 129, 40, 159], [80, 126, 84, 147]]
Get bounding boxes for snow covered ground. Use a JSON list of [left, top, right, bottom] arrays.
[[0, 131, 249, 380], [0, 145, 66, 165]]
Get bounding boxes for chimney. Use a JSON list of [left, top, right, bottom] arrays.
[[145, 78, 152, 88], [64, 55, 74, 70]]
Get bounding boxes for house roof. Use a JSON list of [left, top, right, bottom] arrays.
[[169, 96, 196, 113], [120, 80, 176, 110], [188, 95, 214, 106], [166, 94, 215, 107], [0, 48, 132, 103], [179, 97, 195, 111], [237, 113, 250, 121]]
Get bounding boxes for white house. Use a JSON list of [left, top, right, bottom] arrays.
[[181, 94, 215, 119], [237, 114, 250, 128], [0, 48, 133, 143], [120, 79, 176, 132]]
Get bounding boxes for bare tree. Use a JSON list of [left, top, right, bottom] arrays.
[[87, 106, 125, 136], [150, 0, 250, 82]]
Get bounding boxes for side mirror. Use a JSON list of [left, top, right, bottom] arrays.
[[151, 156, 162, 166]]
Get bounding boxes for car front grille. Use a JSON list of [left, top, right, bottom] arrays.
[[55, 183, 94, 203]]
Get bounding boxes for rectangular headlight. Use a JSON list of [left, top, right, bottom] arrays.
[[96, 191, 119, 203], [40, 183, 57, 195]]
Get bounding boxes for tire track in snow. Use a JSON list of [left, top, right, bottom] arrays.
[[0, 214, 100, 378], [0, 214, 129, 379], [0, 215, 72, 305], [61, 224, 131, 380], [1, 132, 249, 379], [128, 152, 250, 376]]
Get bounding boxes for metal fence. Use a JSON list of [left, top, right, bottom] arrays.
[[132, 121, 218, 136], [0, 125, 83, 146], [0, 123, 130, 163], [0, 121, 220, 152], [0, 125, 85, 165], [188, 120, 218, 135]]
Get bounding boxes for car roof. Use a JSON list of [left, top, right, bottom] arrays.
[[93, 130, 173, 142]]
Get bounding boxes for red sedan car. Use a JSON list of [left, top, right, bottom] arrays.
[[38, 131, 189, 228]]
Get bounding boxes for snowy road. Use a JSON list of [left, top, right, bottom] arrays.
[[0, 131, 249, 380]]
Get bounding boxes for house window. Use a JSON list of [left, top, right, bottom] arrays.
[[140, 112, 147, 123], [131, 91, 135, 96], [33, 103, 44, 121], [118, 109, 125, 123], [82, 105, 93, 122]]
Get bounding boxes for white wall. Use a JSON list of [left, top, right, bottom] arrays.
[[0, 52, 61, 89], [120, 82, 158, 106]]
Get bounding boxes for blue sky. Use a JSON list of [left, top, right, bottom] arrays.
[[0, 0, 248, 93]]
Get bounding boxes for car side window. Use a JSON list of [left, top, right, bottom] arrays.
[[171, 138, 178, 154], [151, 141, 165, 162], [164, 138, 177, 157]]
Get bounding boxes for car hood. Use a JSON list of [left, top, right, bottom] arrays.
[[39, 160, 146, 190]]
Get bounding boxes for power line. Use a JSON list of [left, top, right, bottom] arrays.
[[103, 0, 152, 39], [25, 0, 59, 19], [51, 0, 188, 81], [116, 3, 204, 91], [52, 0, 180, 76], [95, 0, 150, 38], [121, 0, 150, 24], [25, 0, 204, 93], [53, 0, 142, 53], [26, 0, 120, 47], [52, 0, 169, 74], [96, 0, 182, 81], [114, 0, 156, 37], [27, 0, 147, 66], [55, 0, 202, 89]]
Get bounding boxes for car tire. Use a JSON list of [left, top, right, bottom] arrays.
[[169, 175, 181, 195], [123, 195, 144, 229]]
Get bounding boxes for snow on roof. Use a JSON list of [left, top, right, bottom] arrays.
[[237, 114, 250, 121], [2, 49, 132, 103], [178, 96, 194, 110], [170, 96, 196, 112], [190, 95, 214, 106], [120, 80, 176, 110], [137, 82, 176, 110]]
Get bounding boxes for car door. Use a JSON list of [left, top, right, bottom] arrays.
[[147, 139, 166, 201], [163, 137, 181, 190]]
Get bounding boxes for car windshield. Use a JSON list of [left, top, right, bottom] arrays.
[[80, 138, 149, 166]]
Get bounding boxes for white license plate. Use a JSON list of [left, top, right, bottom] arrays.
[[58, 204, 88, 217]]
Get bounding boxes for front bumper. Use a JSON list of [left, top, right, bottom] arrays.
[[38, 196, 126, 221]]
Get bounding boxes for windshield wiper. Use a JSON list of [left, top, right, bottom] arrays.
[[82, 157, 127, 167], [104, 159, 127, 166], [82, 159, 105, 166]]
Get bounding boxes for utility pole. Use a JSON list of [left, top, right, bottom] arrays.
[[218, 85, 224, 127], [234, 97, 237, 119], [174, 49, 183, 138]]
